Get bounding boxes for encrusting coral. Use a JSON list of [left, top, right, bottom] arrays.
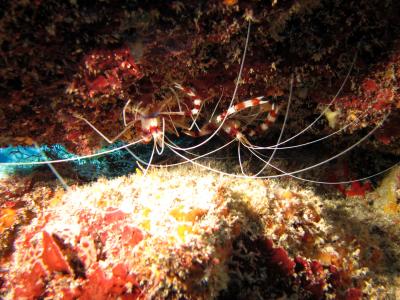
[[1, 164, 399, 299], [371, 165, 400, 218]]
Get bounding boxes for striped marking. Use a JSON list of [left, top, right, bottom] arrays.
[[259, 104, 279, 131], [216, 112, 227, 123], [267, 114, 276, 122], [192, 98, 201, 116], [234, 97, 264, 110], [140, 129, 153, 143], [193, 99, 202, 106], [260, 123, 269, 131], [215, 96, 267, 123], [149, 126, 159, 134], [222, 121, 242, 138], [223, 125, 238, 138], [174, 83, 203, 116]]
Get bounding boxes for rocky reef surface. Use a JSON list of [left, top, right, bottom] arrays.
[[1, 1, 400, 299], [1, 164, 400, 299], [1, 0, 400, 154]]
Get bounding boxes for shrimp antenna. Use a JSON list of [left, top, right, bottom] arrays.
[[123, 99, 132, 126], [0, 21, 252, 167], [143, 141, 156, 176], [250, 111, 366, 151], [155, 118, 166, 155], [246, 143, 399, 185], [255, 50, 358, 150], [166, 109, 390, 181], [169, 20, 252, 151], [252, 74, 294, 177], [34, 143, 69, 191]]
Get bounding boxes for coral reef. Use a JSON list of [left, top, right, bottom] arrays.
[[1, 1, 400, 298], [1, 0, 400, 154], [371, 165, 400, 218], [1, 165, 399, 299]]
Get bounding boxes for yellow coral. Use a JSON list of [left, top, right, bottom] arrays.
[[169, 205, 206, 222], [0, 208, 17, 234], [324, 108, 340, 129], [176, 224, 194, 242], [373, 166, 400, 216]]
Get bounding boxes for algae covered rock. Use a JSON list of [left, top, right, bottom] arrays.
[[1, 165, 399, 299]]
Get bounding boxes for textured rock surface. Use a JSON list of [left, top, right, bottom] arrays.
[[1, 2, 400, 298], [1, 165, 399, 299], [1, 0, 400, 155]]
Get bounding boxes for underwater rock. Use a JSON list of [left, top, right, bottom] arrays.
[[1, 165, 399, 299], [0, 1, 399, 155], [1, 3, 400, 297], [371, 165, 400, 218]]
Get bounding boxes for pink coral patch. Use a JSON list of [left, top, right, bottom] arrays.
[[13, 262, 46, 299], [345, 181, 372, 197], [42, 231, 71, 273], [264, 239, 295, 276], [362, 79, 378, 94]]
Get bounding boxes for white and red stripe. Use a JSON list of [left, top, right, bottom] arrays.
[[174, 83, 202, 116], [222, 120, 241, 138], [179, 87, 281, 142], [215, 96, 267, 123], [259, 104, 279, 131]]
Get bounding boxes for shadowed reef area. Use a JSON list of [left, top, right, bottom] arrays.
[[1, 1, 400, 299], [1, 0, 400, 154]]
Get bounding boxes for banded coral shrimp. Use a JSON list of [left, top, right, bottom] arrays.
[[139, 32, 397, 193], [1, 19, 400, 300], [0, 18, 398, 195]]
